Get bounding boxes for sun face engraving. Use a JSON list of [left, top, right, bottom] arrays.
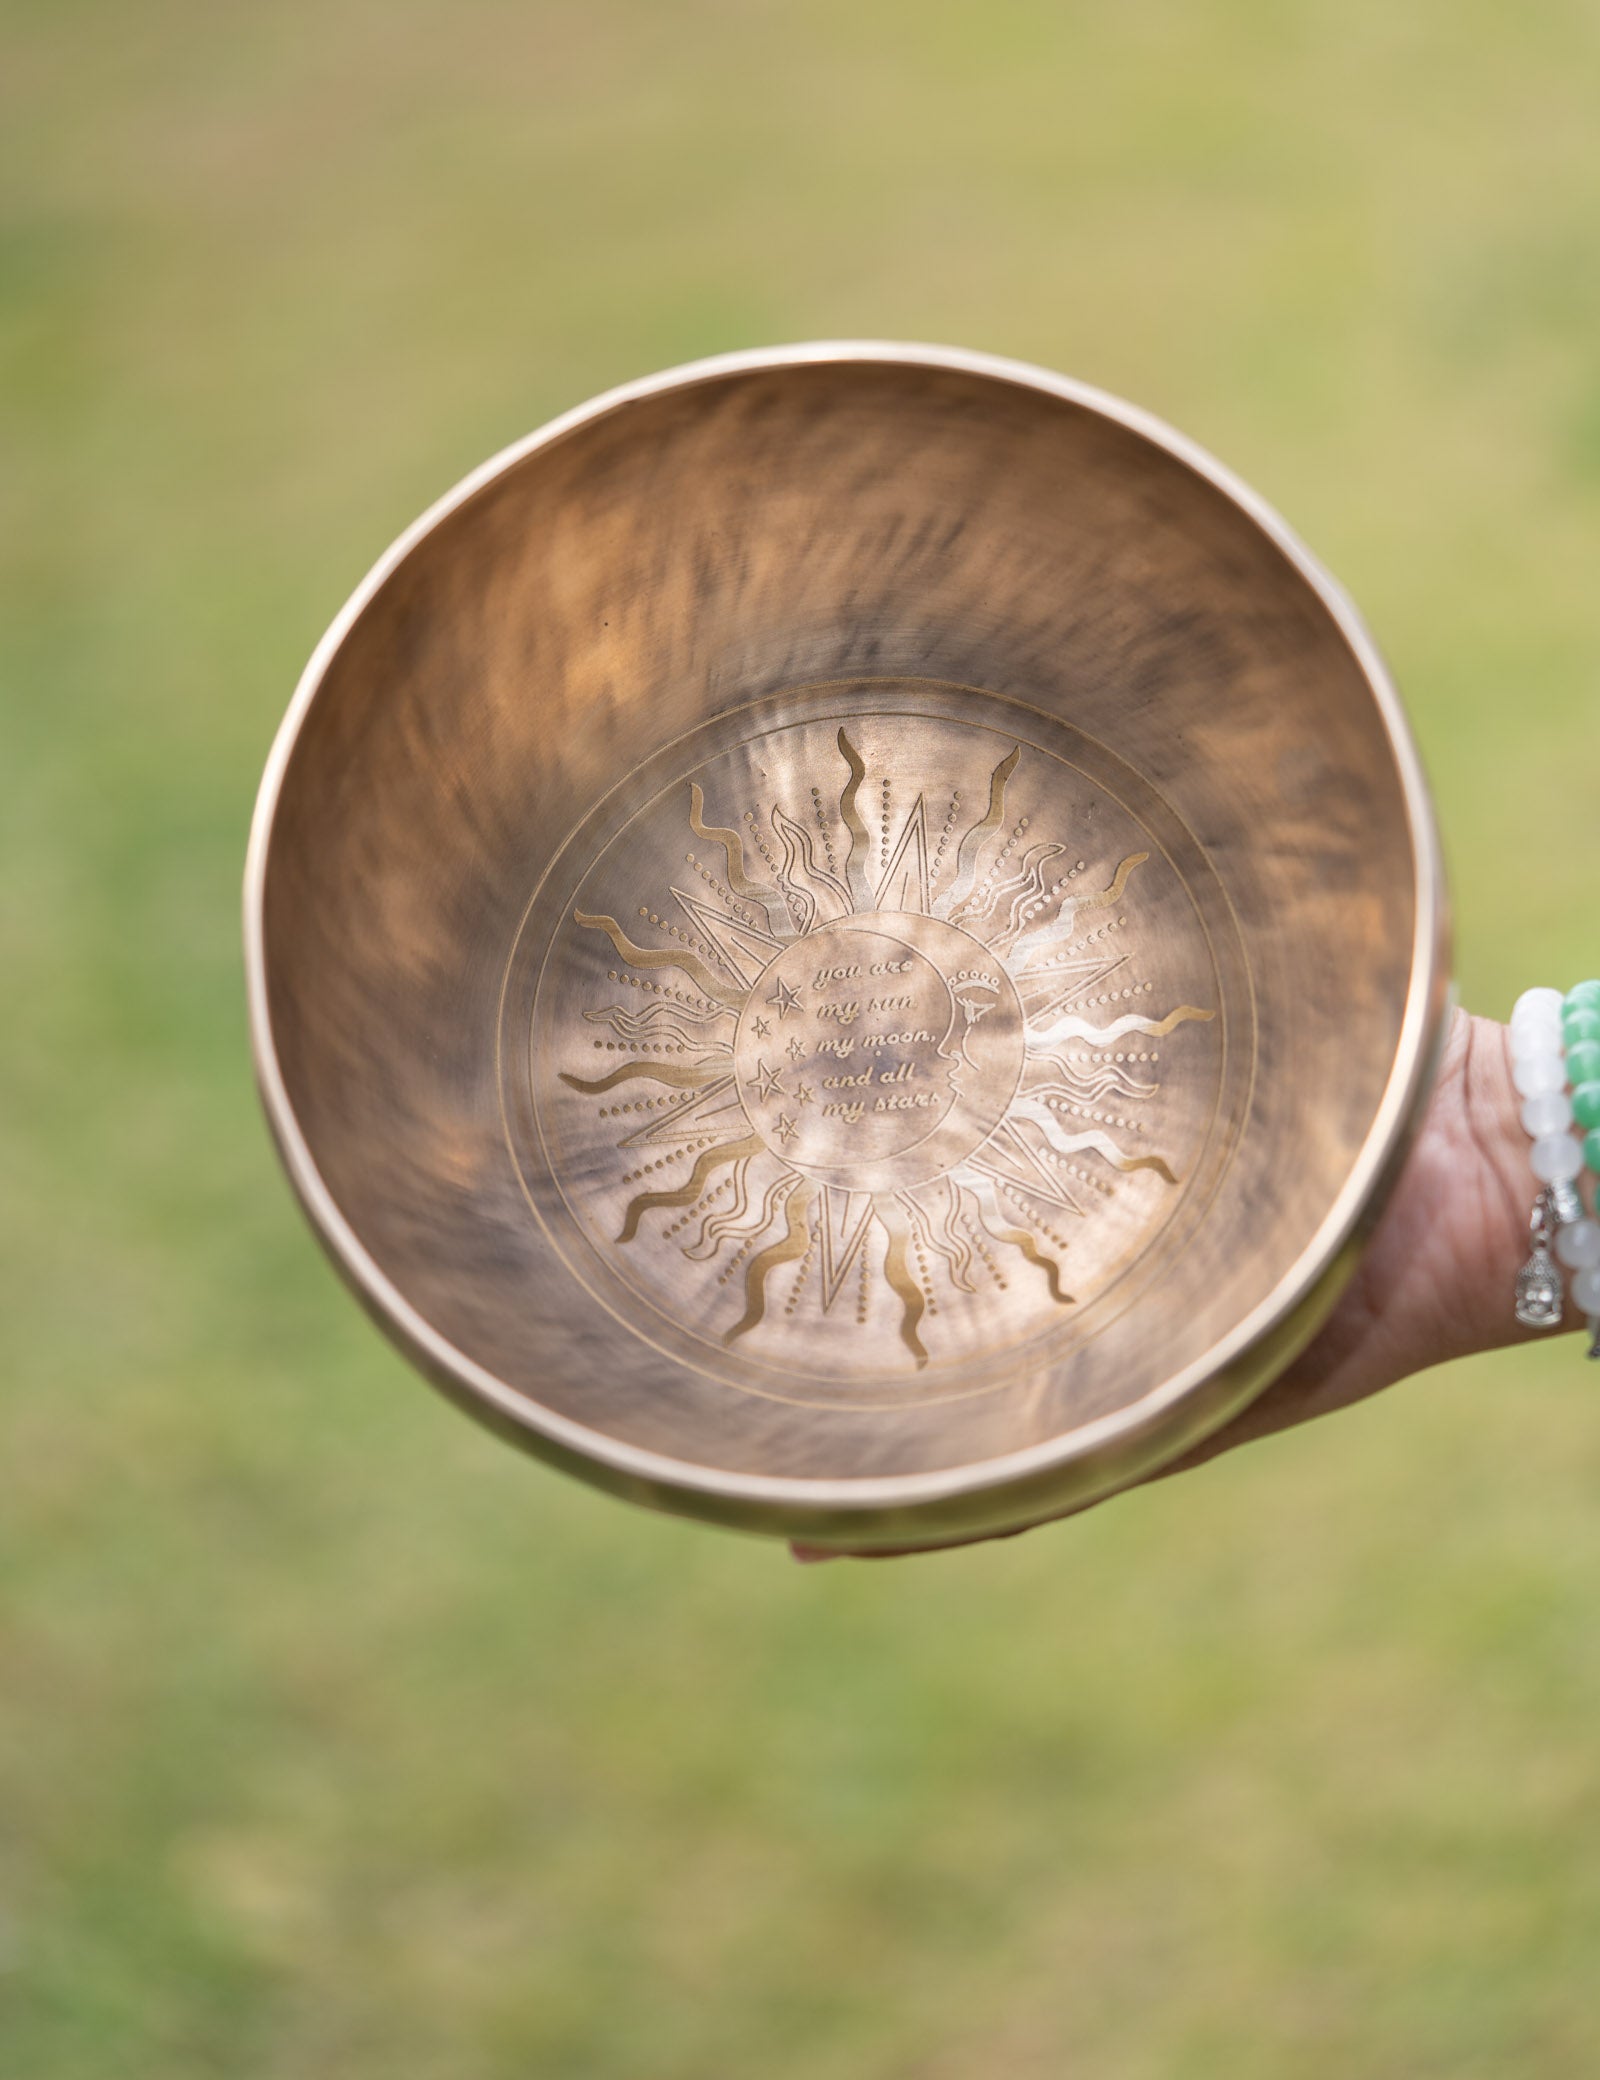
[[525, 704, 1228, 1388], [731, 914, 1027, 1194]]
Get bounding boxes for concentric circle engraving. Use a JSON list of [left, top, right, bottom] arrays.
[[502, 686, 1248, 1403]]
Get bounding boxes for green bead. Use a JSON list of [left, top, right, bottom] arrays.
[[1574, 1083, 1600, 1131], [1587, 1128, 1600, 1175], [1563, 1008, 1600, 1048], [1565, 979, 1600, 1012], [1569, 1041, 1600, 1087]]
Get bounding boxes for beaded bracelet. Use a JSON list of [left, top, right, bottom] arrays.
[[1511, 981, 1600, 1350]]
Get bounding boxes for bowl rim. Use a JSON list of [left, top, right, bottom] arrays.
[[244, 340, 1450, 1540]]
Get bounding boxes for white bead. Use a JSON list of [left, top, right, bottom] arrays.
[[1571, 1265, 1600, 1315], [1511, 1021, 1564, 1063], [1523, 1089, 1574, 1137], [1556, 1219, 1600, 1270], [1514, 987, 1565, 1022], [1513, 1052, 1568, 1097], [1531, 1132, 1584, 1182]]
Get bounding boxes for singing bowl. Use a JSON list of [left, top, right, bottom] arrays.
[[245, 343, 1449, 1547]]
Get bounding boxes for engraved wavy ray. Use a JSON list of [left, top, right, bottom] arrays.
[[688, 782, 782, 910], [559, 1060, 732, 1095], [616, 1132, 765, 1243], [970, 1180, 1074, 1306], [1008, 1099, 1180, 1183], [771, 804, 854, 934], [583, 999, 735, 1048], [682, 1155, 752, 1257], [902, 1186, 976, 1296], [836, 729, 875, 911], [1022, 1052, 1158, 1102], [932, 1179, 980, 1292], [574, 911, 745, 1009], [954, 841, 1065, 945], [1026, 1003, 1216, 1048], [1009, 851, 1150, 966], [875, 1195, 929, 1367], [687, 1167, 792, 1262], [943, 745, 1020, 909], [724, 1179, 816, 1347]]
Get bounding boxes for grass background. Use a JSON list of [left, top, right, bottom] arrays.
[[6, 2, 1600, 2073]]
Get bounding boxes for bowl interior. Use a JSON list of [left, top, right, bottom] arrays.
[[255, 354, 1435, 1512]]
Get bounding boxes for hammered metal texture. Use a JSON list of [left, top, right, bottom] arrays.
[[247, 346, 1448, 1544]]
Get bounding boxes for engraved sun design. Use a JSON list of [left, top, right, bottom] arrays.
[[551, 727, 1216, 1371]]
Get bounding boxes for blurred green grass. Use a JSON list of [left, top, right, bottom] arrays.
[[5, 2, 1600, 2073]]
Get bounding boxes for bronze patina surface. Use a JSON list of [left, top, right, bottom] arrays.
[[245, 344, 1449, 1546]]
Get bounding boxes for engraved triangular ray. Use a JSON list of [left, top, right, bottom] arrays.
[[874, 794, 931, 914], [1020, 952, 1130, 1025], [968, 1120, 1084, 1215], [616, 1074, 743, 1148], [669, 885, 784, 987], [817, 1185, 876, 1310]]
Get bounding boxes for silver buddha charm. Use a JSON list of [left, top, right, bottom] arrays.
[[1514, 1189, 1565, 1329]]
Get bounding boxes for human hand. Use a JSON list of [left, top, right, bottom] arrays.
[[793, 1008, 1575, 1560]]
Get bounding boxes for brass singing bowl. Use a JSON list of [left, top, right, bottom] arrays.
[[246, 343, 1449, 1548]]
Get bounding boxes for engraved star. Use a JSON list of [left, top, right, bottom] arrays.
[[746, 1059, 786, 1103], [785, 1037, 806, 1064], [774, 1111, 798, 1147], [766, 978, 803, 1019], [794, 1080, 814, 1106], [752, 1015, 771, 1039]]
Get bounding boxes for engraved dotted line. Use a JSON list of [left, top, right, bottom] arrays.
[[1033, 1146, 1116, 1200], [967, 816, 1032, 910], [929, 790, 961, 889], [716, 1233, 758, 1288], [995, 1178, 1071, 1252], [637, 904, 722, 973], [785, 1223, 818, 1317], [605, 968, 721, 1016], [1078, 980, 1156, 1008], [665, 1174, 732, 1241], [960, 1211, 1009, 1291], [1017, 857, 1085, 930], [742, 810, 780, 877], [1047, 1098, 1145, 1133], [808, 789, 838, 875], [715, 1179, 802, 1286], [911, 1229, 940, 1317], [745, 807, 805, 930], [1024, 916, 1122, 973], [620, 1136, 722, 1184], [683, 852, 758, 926], [592, 1039, 694, 1053]]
